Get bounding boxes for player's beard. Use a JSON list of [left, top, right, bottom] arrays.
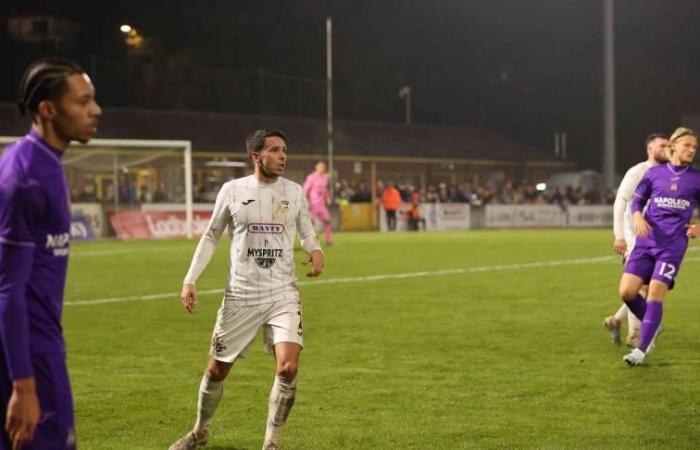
[[259, 160, 280, 180], [653, 153, 668, 164]]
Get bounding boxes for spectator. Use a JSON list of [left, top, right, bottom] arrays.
[[382, 182, 401, 231]]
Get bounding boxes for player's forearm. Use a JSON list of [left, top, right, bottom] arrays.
[[0, 245, 35, 380], [183, 230, 220, 284], [300, 233, 322, 254], [612, 197, 627, 239]]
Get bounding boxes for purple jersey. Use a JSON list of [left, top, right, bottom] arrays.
[[0, 130, 71, 380], [631, 163, 700, 251]]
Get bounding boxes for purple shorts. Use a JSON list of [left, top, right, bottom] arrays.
[[624, 244, 685, 289], [0, 352, 75, 450]]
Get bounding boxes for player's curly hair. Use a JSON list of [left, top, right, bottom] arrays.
[[669, 127, 697, 143], [17, 57, 85, 116], [245, 129, 287, 156]]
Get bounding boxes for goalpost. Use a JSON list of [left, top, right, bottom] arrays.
[[0, 137, 194, 239]]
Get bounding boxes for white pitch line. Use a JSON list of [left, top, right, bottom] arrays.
[[70, 246, 189, 257], [64, 254, 700, 307], [65, 254, 622, 307]]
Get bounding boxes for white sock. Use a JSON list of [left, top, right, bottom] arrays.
[[627, 310, 641, 337], [613, 303, 628, 322], [264, 375, 297, 445], [194, 375, 224, 434]]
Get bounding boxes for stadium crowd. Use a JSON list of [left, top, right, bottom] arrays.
[[336, 179, 616, 206]]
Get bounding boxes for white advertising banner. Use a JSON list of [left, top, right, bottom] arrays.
[[485, 205, 566, 228], [424, 203, 471, 230], [567, 205, 614, 227], [379, 203, 471, 231]]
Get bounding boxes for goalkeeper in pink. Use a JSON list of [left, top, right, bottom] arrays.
[[303, 161, 333, 245]]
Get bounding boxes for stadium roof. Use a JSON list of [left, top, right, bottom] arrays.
[[0, 103, 560, 162]]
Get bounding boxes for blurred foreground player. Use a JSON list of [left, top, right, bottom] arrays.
[[0, 58, 101, 449], [170, 129, 324, 450], [619, 127, 700, 366], [604, 133, 669, 346]]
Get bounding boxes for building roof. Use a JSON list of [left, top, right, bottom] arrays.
[[0, 103, 561, 162]]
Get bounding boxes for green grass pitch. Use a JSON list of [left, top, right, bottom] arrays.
[[64, 230, 700, 449]]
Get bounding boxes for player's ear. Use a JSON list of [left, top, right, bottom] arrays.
[[36, 99, 57, 120]]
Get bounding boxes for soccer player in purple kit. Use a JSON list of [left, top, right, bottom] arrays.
[[0, 58, 101, 448], [618, 127, 700, 366]]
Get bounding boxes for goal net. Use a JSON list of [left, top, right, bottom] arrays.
[[0, 136, 196, 240]]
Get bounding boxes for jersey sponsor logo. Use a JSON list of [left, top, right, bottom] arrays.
[[45, 232, 70, 257], [247, 223, 285, 234], [247, 247, 283, 269], [653, 196, 691, 210], [242, 199, 255, 205]]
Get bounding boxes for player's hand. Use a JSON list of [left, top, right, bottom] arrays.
[[686, 223, 699, 238], [180, 283, 198, 313], [613, 239, 627, 255], [6, 377, 40, 450], [303, 250, 324, 277], [634, 215, 652, 238]]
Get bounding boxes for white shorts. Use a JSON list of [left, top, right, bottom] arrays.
[[209, 296, 303, 363]]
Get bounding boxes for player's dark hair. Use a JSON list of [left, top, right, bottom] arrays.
[[645, 133, 667, 147], [246, 129, 287, 156], [17, 57, 85, 116]]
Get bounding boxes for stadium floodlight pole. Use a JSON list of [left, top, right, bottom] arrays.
[[602, 0, 616, 189], [398, 86, 412, 125], [184, 141, 193, 239], [326, 16, 335, 201]]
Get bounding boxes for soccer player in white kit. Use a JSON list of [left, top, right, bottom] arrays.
[[169, 129, 324, 450], [603, 133, 669, 346]]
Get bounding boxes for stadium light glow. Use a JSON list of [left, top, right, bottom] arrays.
[[536, 182, 547, 191], [120, 24, 132, 33]]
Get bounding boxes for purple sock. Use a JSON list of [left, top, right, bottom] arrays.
[[624, 294, 646, 320], [638, 300, 663, 352]]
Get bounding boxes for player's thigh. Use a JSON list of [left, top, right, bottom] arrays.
[[619, 272, 645, 299], [28, 352, 76, 450], [262, 298, 303, 356], [210, 301, 264, 363]]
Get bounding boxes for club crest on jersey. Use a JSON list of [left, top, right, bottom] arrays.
[[671, 183, 678, 191], [247, 223, 285, 234], [212, 335, 227, 354], [281, 200, 289, 208]]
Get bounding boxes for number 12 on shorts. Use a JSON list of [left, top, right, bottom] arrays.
[[659, 262, 676, 280]]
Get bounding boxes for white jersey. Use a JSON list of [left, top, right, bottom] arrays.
[[613, 161, 652, 249], [184, 175, 322, 305]]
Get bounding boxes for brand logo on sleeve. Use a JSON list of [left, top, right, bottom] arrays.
[[45, 232, 70, 257], [242, 199, 255, 205], [247, 223, 285, 234]]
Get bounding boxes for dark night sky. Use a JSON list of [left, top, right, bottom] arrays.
[[4, 0, 700, 172]]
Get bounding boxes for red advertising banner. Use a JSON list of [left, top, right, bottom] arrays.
[[108, 210, 213, 239]]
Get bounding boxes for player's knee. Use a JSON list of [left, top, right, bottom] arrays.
[[206, 360, 232, 381], [276, 361, 298, 380], [619, 285, 637, 301]]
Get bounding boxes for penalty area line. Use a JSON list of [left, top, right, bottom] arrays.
[[65, 254, 623, 307]]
